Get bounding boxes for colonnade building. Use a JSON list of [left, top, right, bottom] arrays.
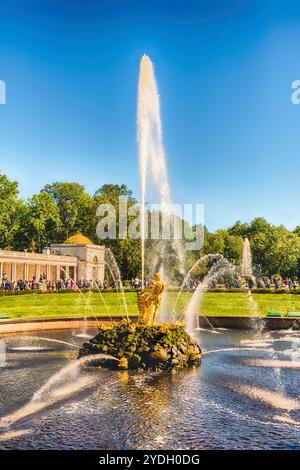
[[0, 234, 105, 282]]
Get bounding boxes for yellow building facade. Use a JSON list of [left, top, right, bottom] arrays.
[[0, 234, 105, 282]]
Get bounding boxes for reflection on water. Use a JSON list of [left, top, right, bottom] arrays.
[[244, 359, 300, 369], [0, 429, 32, 442], [226, 382, 298, 411], [0, 328, 299, 450]]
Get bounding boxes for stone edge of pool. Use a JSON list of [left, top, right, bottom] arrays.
[[199, 316, 300, 330], [0, 315, 299, 334], [0, 316, 138, 334]]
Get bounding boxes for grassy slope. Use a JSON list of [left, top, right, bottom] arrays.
[[1, 291, 300, 319]]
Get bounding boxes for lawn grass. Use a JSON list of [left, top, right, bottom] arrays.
[[1, 291, 300, 319]]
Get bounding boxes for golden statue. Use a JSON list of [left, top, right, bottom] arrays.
[[137, 273, 166, 326]]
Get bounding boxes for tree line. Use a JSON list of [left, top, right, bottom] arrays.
[[1, 172, 300, 280]]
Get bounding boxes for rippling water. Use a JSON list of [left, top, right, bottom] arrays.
[[0, 328, 299, 449]]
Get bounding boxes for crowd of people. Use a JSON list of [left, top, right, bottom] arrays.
[[244, 276, 300, 290], [272, 276, 300, 290], [2, 271, 300, 292], [130, 277, 151, 289], [131, 277, 142, 289], [0, 272, 109, 292], [182, 275, 300, 290]]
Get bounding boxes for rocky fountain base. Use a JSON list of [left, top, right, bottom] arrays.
[[79, 320, 201, 371]]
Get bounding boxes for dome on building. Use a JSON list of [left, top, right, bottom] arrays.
[[64, 234, 93, 245]]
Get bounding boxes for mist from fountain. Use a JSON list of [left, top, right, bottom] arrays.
[[172, 253, 225, 316], [184, 257, 242, 335]]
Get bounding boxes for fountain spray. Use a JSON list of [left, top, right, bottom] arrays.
[[137, 54, 184, 295]]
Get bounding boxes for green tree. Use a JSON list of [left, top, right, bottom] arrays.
[[0, 173, 24, 249], [42, 182, 95, 241], [265, 232, 300, 277], [224, 234, 243, 264], [94, 184, 140, 279], [249, 217, 272, 235], [22, 193, 62, 251], [228, 220, 250, 238], [205, 231, 225, 256], [247, 218, 275, 275], [94, 184, 133, 200]]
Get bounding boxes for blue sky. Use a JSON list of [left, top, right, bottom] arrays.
[[1, 0, 300, 231]]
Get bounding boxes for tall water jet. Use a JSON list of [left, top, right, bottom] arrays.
[[137, 54, 184, 295], [137, 54, 171, 288], [241, 238, 260, 321], [241, 238, 253, 278]]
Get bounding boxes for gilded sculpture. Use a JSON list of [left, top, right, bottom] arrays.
[[137, 272, 166, 325]]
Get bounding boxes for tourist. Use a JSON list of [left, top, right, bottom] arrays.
[[257, 277, 265, 288], [263, 277, 270, 289], [40, 279, 47, 292]]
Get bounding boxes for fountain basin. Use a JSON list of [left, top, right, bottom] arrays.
[[79, 320, 201, 371], [1, 328, 300, 449]]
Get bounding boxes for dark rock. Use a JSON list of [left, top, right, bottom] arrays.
[[149, 346, 169, 363], [78, 320, 201, 371]]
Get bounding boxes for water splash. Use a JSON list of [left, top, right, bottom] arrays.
[[245, 359, 300, 369], [184, 256, 240, 334], [105, 248, 129, 319], [172, 253, 224, 315], [20, 336, 81, 349], [0, 354, 119, 429], [227, 382, 299, 412], [156, 265, 170, 322], [73, 333, 93, 339], [60, 266, 111, 321], [0, 429, 32, 442], [9, 346, 53, 352], [273, 415, 300, 426], [202, 347, 272, 355], [241, 337, 299, 345]]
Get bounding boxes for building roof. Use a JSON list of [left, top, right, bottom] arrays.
[[64, 234, 93, 245]]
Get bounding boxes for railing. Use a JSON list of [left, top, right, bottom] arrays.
[[0, 250, 77, 264]]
